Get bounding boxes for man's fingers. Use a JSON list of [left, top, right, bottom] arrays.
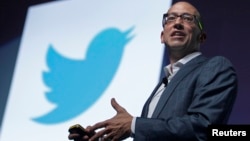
[[68, 133, 81, 139], [111, 98, 126, 113], [85, 125, 94, 133], [89, 128, 107, 141], [68, 131, 92, 141], [89, 122, 105, 132], [103, 133, 112, 141]]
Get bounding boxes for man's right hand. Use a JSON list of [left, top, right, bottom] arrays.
[[68, 125, 96, 141]]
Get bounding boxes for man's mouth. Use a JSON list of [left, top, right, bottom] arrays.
[[171, 31, 186, 37]]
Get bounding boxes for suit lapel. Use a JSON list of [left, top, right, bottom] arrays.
[[141, 78, 165, 117], [151, 55, 207, 118]]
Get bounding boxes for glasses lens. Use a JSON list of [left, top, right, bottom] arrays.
[[162, 13, 199, 28], [167, 14, 177, 22], [182, 14, 194, 22]]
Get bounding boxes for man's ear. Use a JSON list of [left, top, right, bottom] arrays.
[[199, 32, 207, 43], [160, 31, 164, 43]]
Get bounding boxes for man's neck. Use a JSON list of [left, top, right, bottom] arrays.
[[168, 50, 199, 64]]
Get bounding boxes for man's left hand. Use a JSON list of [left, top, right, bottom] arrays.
[[87, 98, 133, 141]]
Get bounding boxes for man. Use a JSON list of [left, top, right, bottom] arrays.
[[68, 1, 237, 141]]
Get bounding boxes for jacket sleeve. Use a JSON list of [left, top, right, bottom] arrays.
[[133, 56, 238, 141]]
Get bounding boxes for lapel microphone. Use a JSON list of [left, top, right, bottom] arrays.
[[162, 77, 168, 87]]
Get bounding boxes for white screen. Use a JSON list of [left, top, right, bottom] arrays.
[[0, 0, 171, 140]]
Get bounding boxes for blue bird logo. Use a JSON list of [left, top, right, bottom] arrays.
[[32, 27, 135, 124]]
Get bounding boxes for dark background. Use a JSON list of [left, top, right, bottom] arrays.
[[180, 0, 250, 124], [0, 0, 55, 129], [1, 0, 250, 130]]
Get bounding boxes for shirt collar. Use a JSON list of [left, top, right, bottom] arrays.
[[164, 52, 202, 77]]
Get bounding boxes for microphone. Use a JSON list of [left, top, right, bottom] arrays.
[[162, 77, 168, 86]]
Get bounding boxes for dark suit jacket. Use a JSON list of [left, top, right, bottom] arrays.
[[133, 55, 237, 141]]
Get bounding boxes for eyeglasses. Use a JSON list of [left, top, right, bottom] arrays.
[[162, 13, 203, 31]]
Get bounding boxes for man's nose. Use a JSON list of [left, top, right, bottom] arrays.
[[175, 17, 183, 24], [173, 17, 184, 29], [173, 24, 183, 31]]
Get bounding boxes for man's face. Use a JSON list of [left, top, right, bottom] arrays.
[[161, 2, 201, 53]]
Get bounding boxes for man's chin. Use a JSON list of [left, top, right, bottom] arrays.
[[167, 40, 186, 47], [168, 44, 185, 50]]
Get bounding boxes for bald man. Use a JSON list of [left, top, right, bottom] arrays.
[[68, 1, 237, 141]]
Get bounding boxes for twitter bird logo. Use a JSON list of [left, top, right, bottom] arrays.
[[33, 27, 135, 124]]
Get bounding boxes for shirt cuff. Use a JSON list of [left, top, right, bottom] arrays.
[[130, 117, 136, 137]]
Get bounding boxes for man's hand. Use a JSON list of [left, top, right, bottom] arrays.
[[68, 125, 96, 141], [88, 98, 133, 141]]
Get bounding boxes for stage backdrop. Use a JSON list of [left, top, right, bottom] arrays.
[[1, 0, 250, 141], [0, 0, 169, 141]]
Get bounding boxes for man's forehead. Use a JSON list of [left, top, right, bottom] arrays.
[[167, 2, 199, 15]]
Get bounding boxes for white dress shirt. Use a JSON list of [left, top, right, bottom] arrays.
[[130, 52, 202, 135]]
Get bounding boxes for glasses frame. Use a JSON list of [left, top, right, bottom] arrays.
[[162, 13, 203, 31]]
